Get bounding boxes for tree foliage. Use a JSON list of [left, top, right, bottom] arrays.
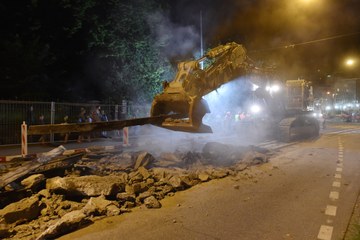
[[0, 0, 173, 103]]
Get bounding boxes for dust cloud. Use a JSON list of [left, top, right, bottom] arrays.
[[124, 77, 273, 157], [147, 11, 200, 59]]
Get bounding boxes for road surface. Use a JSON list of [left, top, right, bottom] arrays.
[[58, 123, 360, 240]]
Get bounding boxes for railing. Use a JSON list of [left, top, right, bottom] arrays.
[[0, 100, 150, 145]]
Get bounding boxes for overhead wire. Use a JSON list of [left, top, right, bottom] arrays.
[[248, 31, 360, 53]]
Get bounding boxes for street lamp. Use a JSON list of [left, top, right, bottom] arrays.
[[345, 58, 355, 66]]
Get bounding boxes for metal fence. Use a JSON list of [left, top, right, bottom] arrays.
[[0, 100, 150, 145]]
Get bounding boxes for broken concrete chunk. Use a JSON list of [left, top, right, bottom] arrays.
[[210, 168, 229, 179], [137, 166, 151, 180], [36, 210, 92, 240], [0, 195, 43, 225], [116, 192, 136, 203], [143, 196, 161, 209], [21, 174, 45, 190], [134, 152, 155, 170], [82, 195, 120, 217], [198, 173, 210, 182], [46, 175, 125, 197]]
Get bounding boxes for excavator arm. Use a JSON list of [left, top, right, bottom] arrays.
[[150, 42, 259, 133]]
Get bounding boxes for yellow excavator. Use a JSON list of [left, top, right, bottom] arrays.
[[150, 42, 320, 141], [29, 42, 319, 143]]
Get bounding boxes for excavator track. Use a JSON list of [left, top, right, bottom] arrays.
[[277, 116, 320, 142]]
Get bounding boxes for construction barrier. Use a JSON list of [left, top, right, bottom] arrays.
[[123, 127, 129, 147], [21, 121, 28, 157]]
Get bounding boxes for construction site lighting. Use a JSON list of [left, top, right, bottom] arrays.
[[250, 104, 261, 114], [266, 84, 281, 93]]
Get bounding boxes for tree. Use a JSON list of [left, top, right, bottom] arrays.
[[0, 0, 173, 103], [80, 0, 173, 103]]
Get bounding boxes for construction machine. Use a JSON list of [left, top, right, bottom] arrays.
[[150, 42, 319, 142], [29, 42, 319, 143]]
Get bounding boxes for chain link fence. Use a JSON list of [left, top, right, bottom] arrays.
[[0, 100, 150, 145]]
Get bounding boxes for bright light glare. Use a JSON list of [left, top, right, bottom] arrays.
[[346, 59, 354, 66], [252, 84, 259, 91], [266, 84, 280, 93], [250, 104, 261, 114], [272, 85, 280, 92], [325, 106, 331, 111], [313, 112, 323, 118]]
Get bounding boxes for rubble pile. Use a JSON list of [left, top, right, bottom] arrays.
[[0, 142, 270, 240]]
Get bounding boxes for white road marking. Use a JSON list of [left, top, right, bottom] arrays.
[[332, 181, 341, 187], [317, 137, 344, 239], [325, 205, 337, 216], [318, 225, 333, 240], [336, 167, 343, 172], [329, 191, 339, 200]]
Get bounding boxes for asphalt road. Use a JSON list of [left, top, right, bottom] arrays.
[[57, 123, 360, 240]]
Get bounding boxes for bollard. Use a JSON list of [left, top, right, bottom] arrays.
[[123, 127, 129, 147], [21, 121, 28, 157]]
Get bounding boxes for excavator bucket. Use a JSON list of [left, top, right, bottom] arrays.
[[150, 93, 212, 133]]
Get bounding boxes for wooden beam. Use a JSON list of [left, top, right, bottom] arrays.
[[28, 115, 178, 135]]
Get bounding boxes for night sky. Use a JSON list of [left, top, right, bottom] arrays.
[[168, 0, 360, 80]]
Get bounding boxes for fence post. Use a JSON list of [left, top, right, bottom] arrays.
[[114, 104, 119, 120], [121, 100, 127, 119], [21, 121, 28, 157], [50, 101, 55, 143]]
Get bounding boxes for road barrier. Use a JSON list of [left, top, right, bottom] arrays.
[[21, 121, 28, 157], [123, 127, 129, 146]]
